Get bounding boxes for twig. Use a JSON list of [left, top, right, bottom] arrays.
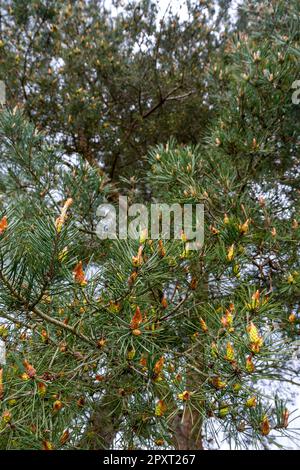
[[0, 269, 95, 347]]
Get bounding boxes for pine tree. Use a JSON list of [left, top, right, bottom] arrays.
[[0, 0, 300, 451], [0, 0, 233, 179]]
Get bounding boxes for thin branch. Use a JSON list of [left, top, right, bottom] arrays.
[[0, 269, 95, 347]]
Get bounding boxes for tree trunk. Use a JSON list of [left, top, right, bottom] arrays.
[[172, 408, 203, 450], [170, 254, 208, 450], [79, 394, 119, 450]]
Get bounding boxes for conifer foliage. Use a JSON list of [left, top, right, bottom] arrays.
[[0, 0, 300, 450]]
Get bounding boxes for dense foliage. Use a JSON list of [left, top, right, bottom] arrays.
[[0, 0, 299, 450]]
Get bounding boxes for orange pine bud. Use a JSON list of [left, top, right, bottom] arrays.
[[221, 309, 233, 329], [211, 342, 218, 358], [175, 373, 182, 383], [155, 438, 164, 446], [178, 390, 191, 401], [282, 409, 289, 428], [247, 290, 261, 311], [53, 400, 63, 412], [42, 440, 54, 450], [132, 329, 142, 336], [261, 415, 270, 436], [21, 372, 30, 381], [41, 329, 49, 343], [210, 225, 220, 235], [225, 342, 235, 361], [239, 219, 250, 234], [158, 240, 166, 257], [128, 271, 138, 286], [154, 356, 164, 377], [37, 382, 47, 397], [211, 376, 227, 390], [60, 429, 70, 445], [250, 342, 261, 354], [0, 216, 8, 235], [73, 261, 87, 286], [139, 356, 147, 368], [55, 198, 73, 232], [252, 289, 260, 303], [59, 342, 68, 352], [155, 400, 167, 417], [23, 360, 36, 378], [97, 338, 106, 348], [95, 374, 105, 382], [2, 409, 11, 423], [247, 322, 260, 344], [161, 296, 168, 309], [191, 331, 199, 341], [227, 244, 234, 261], [130, 306, 143, 329], [288, 313, 296, 324], [246, 355, 255, 373], [77, 397, 85, 407], [132, 245, 144, 266], [247, 322, 263, 353], [200, 317, 208, 333]]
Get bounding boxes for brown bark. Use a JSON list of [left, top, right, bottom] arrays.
[[79, 394, 120, 450], [170, 253, 207, 450], [172, 408, 203, 450]]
